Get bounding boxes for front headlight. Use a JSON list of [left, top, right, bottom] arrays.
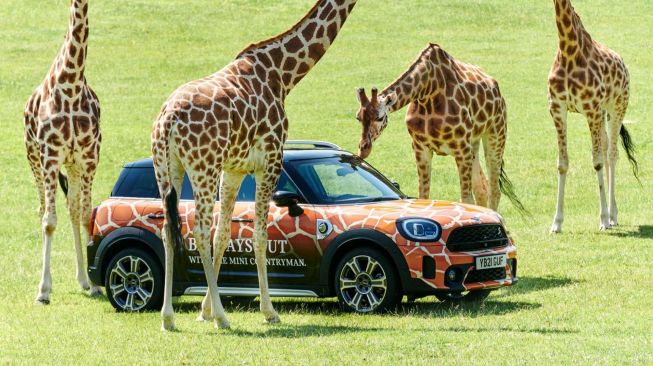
[[396, 218, 442, 242]]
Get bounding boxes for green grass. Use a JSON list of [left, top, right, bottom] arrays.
[[1, 0, 652, 364]]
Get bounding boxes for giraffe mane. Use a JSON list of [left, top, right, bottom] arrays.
[[236, 0, 324, 58], [381, 43, 442, 95]]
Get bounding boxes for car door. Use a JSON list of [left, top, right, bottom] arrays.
[[219, 173, 320, 289]]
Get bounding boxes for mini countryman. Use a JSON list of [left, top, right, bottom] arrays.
[[88, 141, 517, 313]]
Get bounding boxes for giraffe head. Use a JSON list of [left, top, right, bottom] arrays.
[[355, 87, 398, 159]]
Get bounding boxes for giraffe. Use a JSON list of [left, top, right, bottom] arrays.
[[548, 0, 638, 233], [151, 0, 358, 331], [24, 0, 102, 304], [356, 43, 524, 213]]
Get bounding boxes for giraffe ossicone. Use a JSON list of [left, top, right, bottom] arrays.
[[151, 0, 359, 331], [24, 0, 102, 304]]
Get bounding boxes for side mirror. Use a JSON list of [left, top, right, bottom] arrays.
[[272, 191, 304, 217], [392, 182, 401, 190]]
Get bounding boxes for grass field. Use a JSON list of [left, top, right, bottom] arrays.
[[1, 0, 652, 364]]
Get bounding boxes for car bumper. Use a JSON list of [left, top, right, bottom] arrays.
[[400, 243, 518, 294]]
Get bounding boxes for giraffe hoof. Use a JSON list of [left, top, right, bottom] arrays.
[[265, 314, 281, 324], [35, 298, 50, 305], [549, 225, 562, 234], [215, 318, 230, 329], [161, 319, 176, 332], [89, 286, 103, 298], [196, 313, 213, 322]]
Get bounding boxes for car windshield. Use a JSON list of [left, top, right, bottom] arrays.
[[285, 155, 404, 204]]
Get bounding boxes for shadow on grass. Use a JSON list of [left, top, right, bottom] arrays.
[[173, 297, 541, 320], [227, 324, 385, 338], [607, 225, 653, 239], [441, 325, 578, 335], [492, 275, 578, 298]]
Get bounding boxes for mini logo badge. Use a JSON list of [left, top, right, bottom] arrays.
[[317, 219, 333, 240]]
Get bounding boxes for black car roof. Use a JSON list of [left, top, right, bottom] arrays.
[[124, 143, 354, 169]]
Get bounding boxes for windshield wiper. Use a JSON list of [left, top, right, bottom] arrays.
[[366, 196, 401, 202]]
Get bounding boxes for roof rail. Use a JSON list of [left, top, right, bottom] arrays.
[[284, 140, 342, 150]]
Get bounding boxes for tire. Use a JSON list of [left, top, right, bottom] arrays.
[[435, 289, 492, 304], [105, 248, 163, 312], [334, 247, 402, 313]]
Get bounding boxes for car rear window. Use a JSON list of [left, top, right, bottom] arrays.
[[111, 166, 298, 202]]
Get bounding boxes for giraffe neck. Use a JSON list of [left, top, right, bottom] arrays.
[[553, 0, 590, 58], [50, 0, 89, 92], [237, 0, 358, 95], [383, 44, 444, 113]]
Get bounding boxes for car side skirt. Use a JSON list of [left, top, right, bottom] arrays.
[[183, 286, 319, 297]]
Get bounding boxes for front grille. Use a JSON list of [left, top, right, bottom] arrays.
[[446, 224, 508, 252], [465, 267, 507, 283]]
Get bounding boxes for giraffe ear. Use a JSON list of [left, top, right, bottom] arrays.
[[384, 92, 398, 108]]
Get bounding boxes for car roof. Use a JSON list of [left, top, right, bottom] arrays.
[[123, 141, 354, 169]]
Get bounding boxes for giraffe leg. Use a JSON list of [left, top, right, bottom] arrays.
[[550, 102, 569, 233], [80, 167, 102, 297], [25, 139, 45, 217], [198, 171, 244, 322], [471, 141, 489, 208], [453, 146, 474, 205], [36, 159, 61, 305], [62, 166, 90, 292], [412, 139, 433, 199], [159, 159, 184, 331], [254, 164, 282, 324], [483, 135, 503, 211], [606, 108, 625, 227], [586, 108, 610, 231], [191, 173, 229, 329]]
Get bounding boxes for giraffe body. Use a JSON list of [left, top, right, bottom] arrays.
[[548, 0, 634, 233], [151, 0, 358, 331], [24, 0, 102, 304], [357, 43, 513, 211]]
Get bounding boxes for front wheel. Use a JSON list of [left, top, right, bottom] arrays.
[[435, 289, 492, 303], [105, 248, 163, 311], [334, 248, 402, 313]]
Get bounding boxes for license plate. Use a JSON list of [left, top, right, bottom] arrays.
[[475, 254, 506, 270]]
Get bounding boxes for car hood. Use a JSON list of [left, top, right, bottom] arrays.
[[316, 199, 504, 244]]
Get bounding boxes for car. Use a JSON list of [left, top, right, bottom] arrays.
[[87, 140, 518, 313]]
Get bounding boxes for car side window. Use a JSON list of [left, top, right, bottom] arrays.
[[179, 171, 298, 202], [112, 168, 160, 199]]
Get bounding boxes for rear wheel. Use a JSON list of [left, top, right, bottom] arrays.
[[334, 248, 401, 313], [435, 289, 492, 303], [105, 248, 163, 311]]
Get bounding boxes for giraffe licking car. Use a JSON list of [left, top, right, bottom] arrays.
[[24, 0, 102, 304], [356, 43, 524, 213], [548, 0, 638, 233], [151, 0, 359, 331]]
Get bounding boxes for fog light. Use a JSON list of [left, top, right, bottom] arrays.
[[446, 268, 458, 282]]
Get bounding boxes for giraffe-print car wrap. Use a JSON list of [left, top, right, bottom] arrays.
[[92, 197, 516, 292]]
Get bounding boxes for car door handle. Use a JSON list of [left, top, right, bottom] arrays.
[[231, 218, 254, 223], [147, 213, 165, 219]]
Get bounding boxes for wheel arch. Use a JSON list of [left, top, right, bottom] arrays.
[[320, 229, 411, 296], [94, 227, 164, 285]]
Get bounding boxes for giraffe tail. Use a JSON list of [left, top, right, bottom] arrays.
[[154, 111, 185, 258], [619, 125, 641, 185], [499, 161, 530, 217], [58, 172, 69, 197], [164, 186, 185, 258]]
